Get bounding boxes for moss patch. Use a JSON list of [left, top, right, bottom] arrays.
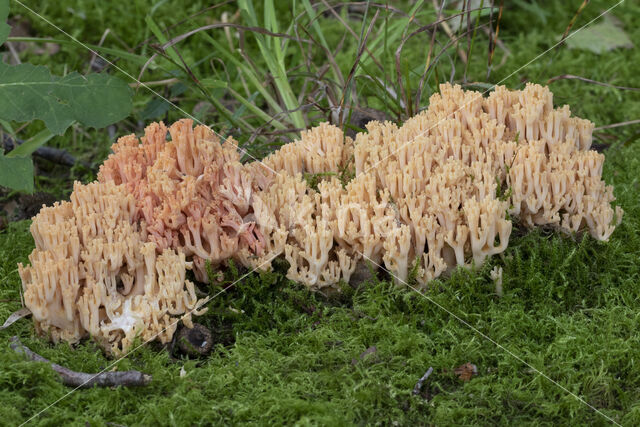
[[2, 0, 640, 424]]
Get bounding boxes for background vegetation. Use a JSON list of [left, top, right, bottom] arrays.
[[1, 0, 639, 425]]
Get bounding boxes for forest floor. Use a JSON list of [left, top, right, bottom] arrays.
[[1, 0, 639, 425]]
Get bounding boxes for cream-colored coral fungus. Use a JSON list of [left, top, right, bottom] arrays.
[[19, 83, 622, 353], [248, 83, 621, 289], [19, 181, 206, 355]]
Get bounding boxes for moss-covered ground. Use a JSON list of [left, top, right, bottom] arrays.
[[1, 0, 640, 425]]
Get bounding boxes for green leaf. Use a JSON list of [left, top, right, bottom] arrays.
[[140, 83, 187, 120], [0, 152, 34, 193], [6, 128, 55, 158], [0, 0, 10, 46], [512, 0, 549, 25], [0, 62, 133, 135], [200, 78, 228, 89], [0, 118, 15, 136], [566, 15, 633, 55], [140, 97, 171, 121]]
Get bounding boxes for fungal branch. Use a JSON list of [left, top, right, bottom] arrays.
[[19, 83, 622, 355]]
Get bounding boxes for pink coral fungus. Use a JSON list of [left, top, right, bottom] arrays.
[[99, 119, 265, 282]]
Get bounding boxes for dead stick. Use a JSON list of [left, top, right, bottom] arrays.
[[2, 135, 88, 168], [413, 366, 434, 395], [594, 119, 640, 131], [10, 336, 151, 388]]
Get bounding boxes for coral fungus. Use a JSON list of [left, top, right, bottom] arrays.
[[19, 181, 205, 355], [98, 120, 265, 282], [250, 83, 621, 288], [18, 83, 622, 354]]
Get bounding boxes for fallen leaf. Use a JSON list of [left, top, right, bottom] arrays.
[[351, 346, 377, 365], [447, 0, 493, 32], [0, 307, 31, 330], [454, 362, 478, 382], [2, 199, 18, 217], [566, 14, 633, 54]]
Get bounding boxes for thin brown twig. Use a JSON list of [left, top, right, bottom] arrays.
[[137, 22, 312, 84], [339, 8, 380, 126], [487, 0, 503, 79], [559, 0, 590, 45], [465, 0, 473, 75], [431, 0, 468, 64], [594, 119, 640, 131], [86, 28, 110, 74], [296, 22, 345, 88], [398, 23, 487, 116], [128, 78, 180, 88], [132, 1, 237, 53], [547, 74, 640, 92], [415, 0, 446, 114], [318, 0, 384, 73], [480, 25, 510, 69], [2, 134, 84, 168], [424, 0, 444, 78]]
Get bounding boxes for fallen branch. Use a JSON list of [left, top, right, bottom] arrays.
[[9, 336, 151, 388], [2, 134, 87, 168]]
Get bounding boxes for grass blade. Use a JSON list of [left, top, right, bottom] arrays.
[[6, 128, 55, 158]]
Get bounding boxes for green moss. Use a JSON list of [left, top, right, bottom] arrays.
[[2, 0, 640, 425]]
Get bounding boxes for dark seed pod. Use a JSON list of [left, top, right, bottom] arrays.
[[176, 323, 213, 357]]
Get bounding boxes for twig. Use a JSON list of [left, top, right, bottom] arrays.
[[559, 0, 589, 45], [33, 146, 79, 167], [87, 29, 111, 74], [9, 336, 152, 388], [487, 0, 504, 80], [6, 41, 22, 64], [547, 74, 640, 92], [432, 0, 467, 63], [413, 366, 434, 395], [2, 134, 86, 168], [594, 119, 640, 131], [480, 25, 510, 69]]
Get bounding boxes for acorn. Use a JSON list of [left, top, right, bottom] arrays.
[[176, 323, 213, 357]]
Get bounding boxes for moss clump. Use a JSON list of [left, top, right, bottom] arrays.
[[2, 0, 640, 424]]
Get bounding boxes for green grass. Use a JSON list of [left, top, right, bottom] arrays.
[[2, 0, 640, 425]]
